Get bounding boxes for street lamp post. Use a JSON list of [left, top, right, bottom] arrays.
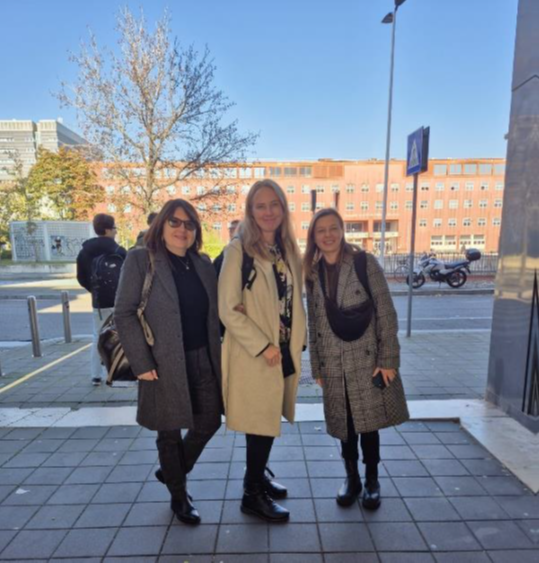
[[380, 0, 407, 269]]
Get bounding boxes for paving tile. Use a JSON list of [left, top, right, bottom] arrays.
[[422, 459, 470, 477], [80, 451, 122, 467], [0, 530, 18, 552], [105, 464, 153, 483], [1, 529, 67, 559], [380, 445, 417, 460], [119, 450, 158, 465], [104, 558, 157, 563], [107, 526, 167, 556], [460, 459, 509, 477], [188, 479, 227, 501], [488, 550, 539, 563], [91, 482, 142, 504], [306, 461, 345, 478], [3, 485, 58, 506], [271, 499, 316, 523], [434, 553, 491, 563], [47, 484, 99, 505], [269, 523, 321, 552], [495, 496, 539, 518], [216, 523, 269, 553], [368, 522, 428, 552], [94, 438, 134, 452], [190, 462, 230, 480], [4, 429, 43, 440], [393, 477, 444, 497], [161, 524, 218, 554], [402, 433, 442, 445], [361, 497, 413, 522], [0, 467, 34, 485], [64, 465, 114, 484], [104, 426, 142, 439], [0, 505, 38, 529], [26, 504, 85, 529], [23, 466, 72, 486], [434, 432, 471, 445], [124, 502, 173, 527], [74, 503, 131, 528], [475, 476, 532, 496], [57, 439, 100, 453], [3, 452, 51, 469], [53, 527, 116, 558], [318, 523, 374, 552], [448, 496, 510, 520], [383, 460, 429, 477], [324, 555, 378, 563], [267, 447, 305, 462], [159, 556, 212, 563], [434, 476, 488, 496], [42, 451, 87, 467], [22, 439, 64, 454], [271, 554, 322, 563], [308, 478, 347, 499], [418, 522, 483, 551], [137, 482, 170, 502], [313, 498, 363, 522], [300, 434, 336, 446], [446, 445, 493, 459], [198, 447, 233, 463], [380, 554, 436, 563], [71, 427, 109, 440], [404, 497, 461, 521], [467, 520, 534, 549], [516, 519, 539, 545]]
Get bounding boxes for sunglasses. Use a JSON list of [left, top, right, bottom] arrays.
[[167, 217, 197, 231]]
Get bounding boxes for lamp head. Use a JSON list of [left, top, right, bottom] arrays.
[[382, 12, 394, 24]]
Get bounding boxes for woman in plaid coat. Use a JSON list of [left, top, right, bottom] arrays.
[[304, 209, 409, 510]]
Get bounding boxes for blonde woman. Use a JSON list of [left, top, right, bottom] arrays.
[[219, 179, 306, 522], [304, 209, 409, 510]]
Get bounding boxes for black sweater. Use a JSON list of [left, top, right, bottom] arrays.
[[167, 251, 209, 351]]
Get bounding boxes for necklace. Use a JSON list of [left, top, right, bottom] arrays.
[[170, 254, 190, 273]]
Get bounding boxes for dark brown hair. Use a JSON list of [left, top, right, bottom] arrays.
[[93, 213, 115, 236], [144, 199, 203, 254], [303, 208, 360, 284]]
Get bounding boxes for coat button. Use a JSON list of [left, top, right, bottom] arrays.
[[317, 332, 322, 337], [355, 290, 360, 295], [320, 362, 325, 367], [366, 350, 370, 356]]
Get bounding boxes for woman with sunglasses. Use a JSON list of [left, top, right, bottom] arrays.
[[115, 199, 223, 525], [219, 179, 306, 522], [304, 209, 409, 510]]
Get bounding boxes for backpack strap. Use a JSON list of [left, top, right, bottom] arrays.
[[241, 249, 256, 290], [353, 251, 372, 301]]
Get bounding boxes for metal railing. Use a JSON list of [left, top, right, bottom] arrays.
[[382, 252, 499, 276]]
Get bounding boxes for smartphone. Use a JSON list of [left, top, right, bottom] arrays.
[[372, 371, 388, 390]]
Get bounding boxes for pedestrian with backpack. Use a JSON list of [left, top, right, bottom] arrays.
[[304, 209, 409, 510], [76, 213, 127, 386], [219, 179, 306, 523]]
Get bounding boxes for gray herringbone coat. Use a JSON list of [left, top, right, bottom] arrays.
[[114, 247, 222, 431], [306, 252, 409, 441]]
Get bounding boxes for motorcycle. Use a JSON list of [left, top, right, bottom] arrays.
[[407, 249, 481, 289]]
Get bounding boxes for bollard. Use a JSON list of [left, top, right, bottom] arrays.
[[27, 296, 42, 358], [61, 291, 72, 343]]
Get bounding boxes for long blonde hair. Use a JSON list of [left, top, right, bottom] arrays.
[[239, 179, 300, 262], [303, 208, 360, 284]]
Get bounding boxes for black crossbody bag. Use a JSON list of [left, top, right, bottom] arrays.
[[318, 252, 374, 342]]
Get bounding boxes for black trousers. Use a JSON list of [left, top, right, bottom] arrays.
[[340, 384, 381, 466], [245, 434, 274, 484], [156, 346, 222, 500]]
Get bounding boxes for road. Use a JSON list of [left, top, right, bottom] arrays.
[[0, 290, 494, 342]]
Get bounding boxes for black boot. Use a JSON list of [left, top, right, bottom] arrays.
[[362, 465, 381, 510], [155, 468, 192, 501], [171, 490, 201, 525], [241, 481, 290, 523], [337, 459, 362, 507], [263, 467, 287, 499]]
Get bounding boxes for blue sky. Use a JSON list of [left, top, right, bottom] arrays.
[[0, 0, 518, 160]]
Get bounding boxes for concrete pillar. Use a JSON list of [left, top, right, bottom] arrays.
[[486, 0, 539, 433]]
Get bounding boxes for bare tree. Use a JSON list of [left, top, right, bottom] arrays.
[[56, 7, 257, 214]]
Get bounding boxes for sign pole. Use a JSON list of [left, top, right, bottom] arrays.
[[406, 172, 419, 338]]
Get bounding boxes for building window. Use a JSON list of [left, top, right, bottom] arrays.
[[213, 222, 222, 230], [434, 164, 447, 176], [289, 202, 295, 211], [268, 167, 281, 177], [287, 185, 295, 194], [419, 219, 427, 227], [316, 185, 325, 193], [302, 184, 310, 194], [196, 186, 205, 196], [239, 168, 252, 178], [299, 166, 312, 177], [435, 182, 445, 192], [107, 204, 116, 212], [181, 186, 190, 195], [448, 218, 457, 227], [495, 182, 504, 191], [105, 185, 115, 195], [301, 221, 309, 230], [450, 164, 462, 175], [375, 202, 383, 210], [480, 182, 489, 191], [493, 217, 501, 226], [331, 184, 340, 193], [316, 202, 324, 210], [420, 201, 428, 209], [450, 182, 460, 191], [165, 186, 176, 195], [406, 183, 414, 192], [124, 204, 132, 213], [301, 202, 310, 212], [494, 199, 503, 208], [391, 183, 399, 192], [478, 218, 487, 226], [464, 163, 477, 175], [433, 218, 442, 228], [463, 218, 472, 226], [228, 203, 236, 212], [479, 163, 493, 175], [405, 201, 413, 210], [361, 184, 369, 192], [254, 167, 265, 178], [434, 200, 443, 210], [376, 183, 384, 193], [226, 185, 237, 194], [284, 167, 297, 177], [390, 202, 398, 211], [420, 183, 430, 191], [361, 201, 369, 211], [241, 184, 250, 194], [346, 202, 354, 211], [464, 200, 473, 209], [121, 186, 131, 195], [465, 182, 474, 191], [479, 200, 488, 209], [346, 184, 355, 194], [431, 236, 444, 247], [449, 200, 459, 209], [460, 235, 472, 247], [494, 164, 505, 175], [473, 234, 486, 247]]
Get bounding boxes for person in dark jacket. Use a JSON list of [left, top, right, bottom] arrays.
[[76, 213, 127, 385], [135, 211, 158, 247], [114, 199, 223, 526]]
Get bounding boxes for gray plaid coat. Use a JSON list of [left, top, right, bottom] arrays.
[[306, 251, 409, 441]]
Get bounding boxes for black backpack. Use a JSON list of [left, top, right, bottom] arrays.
[[91, 247, 125, 309]]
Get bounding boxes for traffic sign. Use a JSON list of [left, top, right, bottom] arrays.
[[406, 126, 430, 176]]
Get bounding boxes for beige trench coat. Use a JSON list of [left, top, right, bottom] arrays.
[[219, 238, 306, 437]]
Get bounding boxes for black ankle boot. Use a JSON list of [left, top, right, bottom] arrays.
[[241, 481, 290, 523], [337, 459, 362, 507], [362, 465, 381, 510], [155, 468, 193, 501], [171, 491, 201, 525], [263, 467, 287, 499]]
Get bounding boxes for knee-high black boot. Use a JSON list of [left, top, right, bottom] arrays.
[[337, 458, 362, 506], [362, 463, 381, 510]]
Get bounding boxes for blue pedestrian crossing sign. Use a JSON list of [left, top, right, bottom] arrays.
[[406, 126, 430, 176]]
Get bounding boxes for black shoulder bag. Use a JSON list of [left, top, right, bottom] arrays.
[[318, 252, 374, 342]]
